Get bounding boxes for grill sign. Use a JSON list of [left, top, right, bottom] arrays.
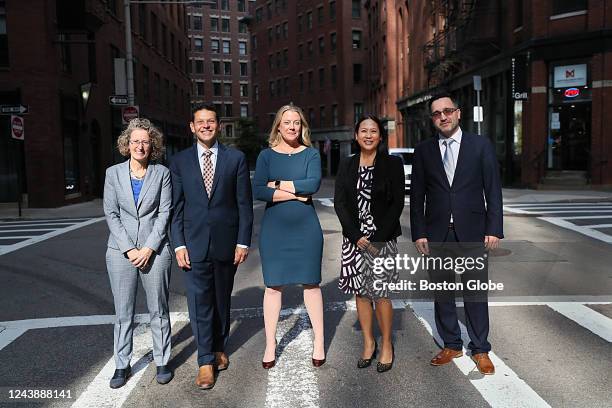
[[564, 88, 580, 98]]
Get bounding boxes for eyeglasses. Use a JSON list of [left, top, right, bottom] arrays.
[[129, 140, 151, 146], [430, 107, 459, 119]]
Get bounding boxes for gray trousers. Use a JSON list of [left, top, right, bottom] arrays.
[[106, 246, 172, 369]]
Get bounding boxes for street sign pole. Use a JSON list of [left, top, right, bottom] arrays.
[[473, 76, 482, 135], [124, 1, 135, 106]]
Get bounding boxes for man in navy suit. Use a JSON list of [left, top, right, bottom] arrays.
[[410, 94, 503, 375], [170, 103, 253, 389]]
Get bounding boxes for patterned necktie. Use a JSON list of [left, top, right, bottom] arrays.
[[443, 139, 455, 185], [202, 149, 214, 197]]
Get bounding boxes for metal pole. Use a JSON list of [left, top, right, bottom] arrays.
[[476, 89, 481, 135], [124, 1, 135, 106]]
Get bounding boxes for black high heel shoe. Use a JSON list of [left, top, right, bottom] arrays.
[[357, 341, 377, 369], [376, 344, 394, 373], [262, 341, 277, 369]]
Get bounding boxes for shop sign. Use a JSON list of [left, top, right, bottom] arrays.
[[511, 55, 529, 100], [554, 64, 587, 88], [564, 88, 580, 98]]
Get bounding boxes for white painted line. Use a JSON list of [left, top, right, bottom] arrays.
[[410, 302, 551, 408], [317, 198, 334, 207], [506, 206, 612, 211], [547, 303, 612, 342], [0, 235, 36, 239], [0, 223, 75, 228], [503, 206, 531, 214], [0, 327, 27, 351], [561, 215, 612, 220], [265, 314, 319, 408], [0, 217, 105, 256], [589, 224, 612, 229], [521, 210, 612, 214], [72, 324, 155, 408], [0, 218, 92, 225], [539, 217, 612, 243], [505, 204, 612, 208], [0, 228, 55, 232]]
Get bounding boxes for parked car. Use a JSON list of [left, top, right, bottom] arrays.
[[389, 147, 414, 195]]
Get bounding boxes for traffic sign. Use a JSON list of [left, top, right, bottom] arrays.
[[109, 95, 129, 105], [122, 105, 139, 124], [1, 104, 29, 115], [11, 115, 24, 140]]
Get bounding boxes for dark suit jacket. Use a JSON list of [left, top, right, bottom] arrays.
[[170, 142, 253, 262], [409, 131, 503, 243], [334, 152, 405, 244]]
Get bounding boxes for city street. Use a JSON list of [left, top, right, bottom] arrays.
[[0, 181, 611, 408]]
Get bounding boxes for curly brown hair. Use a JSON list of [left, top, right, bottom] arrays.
[[117, 118, 165, 162]]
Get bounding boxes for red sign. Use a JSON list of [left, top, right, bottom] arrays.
[[564, 88, 580, 98], [11, 115, 24, 140], [122, 105, 139, 125]]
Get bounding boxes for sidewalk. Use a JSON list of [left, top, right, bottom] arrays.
[[1, 182, 612, 220]]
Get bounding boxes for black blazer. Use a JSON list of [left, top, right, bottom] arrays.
[[334, 152, 405, 244]]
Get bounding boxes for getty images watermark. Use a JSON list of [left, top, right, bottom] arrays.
[[370, 252, 504, 293]]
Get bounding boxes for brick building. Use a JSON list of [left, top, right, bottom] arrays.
[[187, 0, 252, 141], [247, 0, 368, 175], [0, 0, 192, 207], [388, 0, 612, 187]]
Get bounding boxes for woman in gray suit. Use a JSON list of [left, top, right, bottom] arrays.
[[103, 118, 173, 388]]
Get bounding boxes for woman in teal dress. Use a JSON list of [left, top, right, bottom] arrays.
[[253, 104, 325, 369]]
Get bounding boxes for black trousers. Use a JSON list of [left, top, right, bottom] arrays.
[[429, 228, 491, 354], [184, 258, 237, 366]]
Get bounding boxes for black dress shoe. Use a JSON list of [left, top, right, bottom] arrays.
[[357, 342, 377, 369], [376, 345, 394, 373], [109, 366, 131, 389], [156, 365, 174, 384]]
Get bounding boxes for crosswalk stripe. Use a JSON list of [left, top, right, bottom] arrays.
[[410, 303, 552, 408], [0, 218, 93, 224], [539, 217, 612, 243], [505, 203, 612, 208], [547, 303, 612, 342]]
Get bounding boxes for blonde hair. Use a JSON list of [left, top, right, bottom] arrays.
[[117, 118, 165, 162], [268, 104, 312, 147]]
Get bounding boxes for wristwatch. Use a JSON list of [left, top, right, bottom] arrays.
[[274, 180, 281, 189]]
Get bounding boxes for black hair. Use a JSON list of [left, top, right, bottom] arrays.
[[191, 103, 218, 122], [428, 93, 459, 112], [354, 114, 388, 155]]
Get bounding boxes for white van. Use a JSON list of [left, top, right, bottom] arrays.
[[388, 147, 414, 195]]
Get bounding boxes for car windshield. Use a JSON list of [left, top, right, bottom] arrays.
[[391, 152, 414, 165]]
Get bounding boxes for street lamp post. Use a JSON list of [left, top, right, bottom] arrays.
[[123, 1, 216, 106]]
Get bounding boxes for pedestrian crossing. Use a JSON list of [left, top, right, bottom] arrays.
[[504, 202, 612, 244], [0, 217, 105, 256]]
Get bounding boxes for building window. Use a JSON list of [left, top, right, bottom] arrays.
[[253, 60, 258, 76], [268, 27, 273, 44], [59, 34, 72, 73], [352, 0, 361, 18], [209, 0, 218, 9], [353, 64, 363, 84], [283, 22, 289, 39], [213, 60, 221, 74], [238, 0, 246, 12], [308, 70, 313, 92], [307, 40, 313, 57], [192, 15, 202, 30], [318, 67, 325, 88], [331, 65, 337, 87], [195, 81, 205, 96], [299, 73, 304, 92], [151, 13, 159, 49], [309, 108, 315, 126], [352, 30, 362, 49], [275, 24, 281, 40], [515, 0, 524, 27], [142, 64, 150, 101], [138, 4, 147, 39], [221, 0, 229, 11], [332, 104, 338, 126], [221, 18, 230, 32], [267, 2, 272, 19], [239, 21, 248, 33], [161, 24, 168, 56], [241, 104, 249, 117], [269, 81, 276, 96], [318, 37, 325, 54], [552, 0, 587, 15], [240, 62, 248, 76], [224, 61, 231, 75], [254, 84, 259, 101], [252, 35, 258, 50], [319, 106, 326, 126], [194, 59, 204, 74], [256, 7, 263, 22], [193, 38, 203, 52], [268, 54, 274, 70], [223, 40, 231, 54], [354, 103, 363, 122], [225, 103, 233, 117], [330, 32, 337, 53], [276, 52, 281, 68], [240, 84, 249, 97], [306, 11, 313, 29], [239, 41, 247, 55], [329, 1, 336, 21], [317, 6, 324, 24], [223, 83, 232, 96], [298, 44, 304, 61], [213, 82, 222, 96], [297, 14, 303, 32], [283, 49, 288, 67], [211, 39, 220, 53], [154, 73, 161, 102], [211, 17, 219, 32], [284, 77, 289, 94]]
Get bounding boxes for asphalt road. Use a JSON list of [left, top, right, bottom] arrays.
[[0, 186, 611, 408]]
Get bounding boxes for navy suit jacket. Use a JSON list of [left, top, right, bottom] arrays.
[[409, 131, 503, 243], [170, 142, 253, 262]]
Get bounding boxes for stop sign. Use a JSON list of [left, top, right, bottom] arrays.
[[11, 115, 24, 140], [122, 105, 139, 124]]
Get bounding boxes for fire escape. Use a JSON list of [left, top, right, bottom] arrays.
[[423, 0, 501, 87]]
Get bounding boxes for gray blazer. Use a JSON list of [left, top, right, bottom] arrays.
[[103, 160, 172, 253]]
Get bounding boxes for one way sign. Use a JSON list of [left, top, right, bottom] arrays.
[[109, 95, 129, 105], [1, 104, 29, 115]]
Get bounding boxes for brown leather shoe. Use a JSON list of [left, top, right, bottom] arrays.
[[471, 352, 495, 375], [430, 348, 463, 366], [214, 352, 229, 371], [195, 365, 215, 390]]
